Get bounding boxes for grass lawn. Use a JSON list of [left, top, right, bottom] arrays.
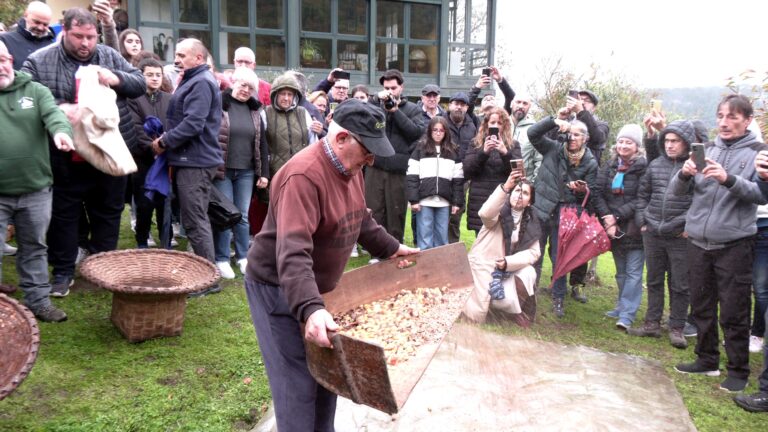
[[1, 209, 765, 431]]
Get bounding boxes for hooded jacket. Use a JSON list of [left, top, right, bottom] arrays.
[[262, 74, 312, 176], [0, 18, 56, 70], [0, 71, 72, 195], [217, 88, 268, 180], [669, 131, 768, 247], [527, 116, 598, 222], [636, 120, 695, 236]]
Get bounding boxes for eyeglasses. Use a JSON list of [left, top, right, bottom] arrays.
[[431, 128, 446, 133], [334, 86, 349, 91]]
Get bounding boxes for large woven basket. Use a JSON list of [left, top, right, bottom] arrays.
[[79, 249, 220, 342], [0, 293, 40, 400]]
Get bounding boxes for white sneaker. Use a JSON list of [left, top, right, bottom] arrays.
[[237, 258, 247, 274], [3, 244, 17, 256], [350, 244, 359, 258], [170, 238, 179, 247], [749, 335, 764, 353], [368, 258, 380, 265], [147, 236, 157, 248], [216, 261, 236, 279]]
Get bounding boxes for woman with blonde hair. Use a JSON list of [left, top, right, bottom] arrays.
[[463, 106, 521, 235]]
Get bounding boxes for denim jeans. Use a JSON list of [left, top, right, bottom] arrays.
[[613, 247, 645, 324], [0, 188, 53, 312], [752, 225, 768, 337], [416, 205, 449, 250], [213, 169, 254, 262]]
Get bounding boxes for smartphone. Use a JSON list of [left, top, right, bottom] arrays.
[[691, 143, 706, 171], [332, 70, 351, 80], [329, 102, 339, 113], [651, 99, 663, 113], [510, 159, 525, 178], [488, 126, 499, 138], [482, 67, 492, 77], [568, 89, 579, 99]]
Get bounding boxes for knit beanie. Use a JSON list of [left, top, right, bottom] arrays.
[[617, 124, 643, 147]]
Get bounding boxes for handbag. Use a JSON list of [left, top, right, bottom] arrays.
[[208, 186, 242, 231]]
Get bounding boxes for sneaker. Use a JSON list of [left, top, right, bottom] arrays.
[[669, 327, 688, 349], [570, 285, 587, 303], [170, 238, 179, 247], [552, 297, 564, 318], [683, 322, 697, 338], [237, 258, 247, 274], [749, 335, 764, 353], [627, 321, 662, 338], [216, 261, 236, 279], [368, 258, 380, 265], [75, 247, 89, 265], [720, 376, 748, 393], [50, 275, 73, 297], [147, 236, 157, 248], [674, 361, 720, 376], [33, 304, 68, 322], [734, 391, 768, 412], [616, 320, 630, 331], [604, 309, 620, 319], [188, 284, 222, 298], [350, 244, 359, 258], [3, 243, 17, 256], [0, 283, 17, 294]]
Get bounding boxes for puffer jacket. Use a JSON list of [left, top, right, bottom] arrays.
[[263, 73, 310, 176], [463, 138, 521, 231], [406, 144, 463, 206], [21, 43, 145, 177], [592, 156, 647, 250], [127, 90, 171, 166], [635, 120, 695, 237], [217, 89, 268, 180], [368, 96, 425, 174], [527, 116, 598, 222]]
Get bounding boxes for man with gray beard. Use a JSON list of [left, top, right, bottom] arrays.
[[442, 92, 476, 243]]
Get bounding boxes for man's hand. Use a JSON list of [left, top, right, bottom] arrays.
[[681, 158, 698, 177], [489, 65, 502, 83], [305, 309, 339, 348], [755, 150, 768, 180], [557, 107, 571, 120], [701, 157, 727, 184], [91, 0, 114, 25], [256, 177, 269, 189], [451, 206, 460, 215], [97, 67, 120, 87], [326, 68, 343, 83], [475, 75, 492, 89], [553, 118, 570, 133], [566, 96, 584, 114], [410, 203, 421, 212], [53, 133, 75, 152], [151, 136, 165, 154], [389, 244, 419, 259]]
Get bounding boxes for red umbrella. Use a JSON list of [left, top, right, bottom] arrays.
[[550, 188, 611, 286]]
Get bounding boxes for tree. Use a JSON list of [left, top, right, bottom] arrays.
[[727, 69, 768, 138], [0, 0, 25, 28]]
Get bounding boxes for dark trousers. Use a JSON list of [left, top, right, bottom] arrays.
[[48, 164, 126, 277], [132, 163, 167, 247], [245, 278, 336, 432], [365, 166, 406, 243], [688, 238, 753, 379], [448, 182, 469, 244], [643, 232, 690, 329], [760, 308, 768, 392], [175, 167, 216, 263], [569, 264, 588, 286]]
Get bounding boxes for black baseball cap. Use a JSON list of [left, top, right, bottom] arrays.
[[333, 99, 394, 157], [449, 92, 469, 105], [421, 84, 440, 95], [578, 90, 599, 105]]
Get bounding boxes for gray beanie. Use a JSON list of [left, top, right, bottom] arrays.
[[617, 124, 643, 146]]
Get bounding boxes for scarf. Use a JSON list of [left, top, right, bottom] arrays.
[[565, 145, 586, 167], [611, 158, 632, 195]]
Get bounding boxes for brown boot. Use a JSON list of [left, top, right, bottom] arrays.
[[669, 327, 688, 349], [626, 321, 662, 337], [0, 283, 17, 294]]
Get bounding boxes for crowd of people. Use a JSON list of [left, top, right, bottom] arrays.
[[2, 2, 768, 425]]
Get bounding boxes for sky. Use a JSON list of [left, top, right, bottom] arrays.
[[495, 0, 768, 90]]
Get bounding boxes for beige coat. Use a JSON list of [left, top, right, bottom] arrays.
[[463, 185, 540, 323]]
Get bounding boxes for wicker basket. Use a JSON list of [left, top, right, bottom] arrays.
[[79, 249, 220, 342], [0, 293, 40, 400]]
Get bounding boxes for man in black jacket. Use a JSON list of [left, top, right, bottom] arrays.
[[0, 1, 56, 70], [21, 8, 145, 296], [152, 39, 223, 297], [442, 92, 476, 243], [365, 69, 425, 244]]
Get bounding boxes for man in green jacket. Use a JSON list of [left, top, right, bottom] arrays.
[[0, 41, 74, 322]]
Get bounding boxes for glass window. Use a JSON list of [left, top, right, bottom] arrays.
[[376, 1, 403, 38], [140, 27, 176, 63], [221, 0, 248, 27], [449, 0, 465, 43], [219, 32, 249, 65], [140, 0, 172, 22], [338, 0, 367, 36], [256, 0, 283, 29], [337, 41, 369, 72], [408, 45, 437, 75], [179, 0, 208, 24], [302, 0, 331, 33], [410, 4, 439, 41], [448, 46, 487, 76], [469, 0, 487, 44], [179, 29, 212, 54], [256, 35, 286, 67], [300, 38, 331, 69], [375, 42, 403, 72]]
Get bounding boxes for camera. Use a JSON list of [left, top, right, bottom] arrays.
[[383, 94, 399, 110], [482, 67, 491, 77]]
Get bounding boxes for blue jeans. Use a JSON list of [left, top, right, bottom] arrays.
[[0, 188, 53, 312], [213, 169, 254, 262], [752, 225, 768, 337], [613, 247, 645, 324], [416, 205, 449, 250]]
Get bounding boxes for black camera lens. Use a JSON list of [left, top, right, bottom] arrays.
[[384, 98, 396, 110]]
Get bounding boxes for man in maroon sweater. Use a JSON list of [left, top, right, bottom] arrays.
[[245, 99, 419, 431]]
